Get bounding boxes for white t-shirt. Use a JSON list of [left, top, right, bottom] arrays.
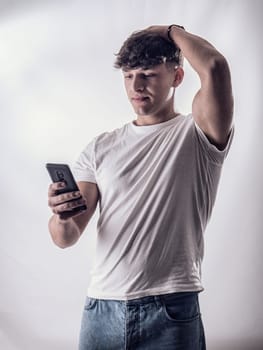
[[73, 114, 234, 300]]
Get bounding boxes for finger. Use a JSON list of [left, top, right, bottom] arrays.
[[48, 181, 66, 196], [52, 198, 87, 214], [48, 191, 82, 208]]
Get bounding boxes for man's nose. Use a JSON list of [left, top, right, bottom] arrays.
[[132, 75, 145, 92]]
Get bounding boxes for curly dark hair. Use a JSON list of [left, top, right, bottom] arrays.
[[114, 30, 183, 70]]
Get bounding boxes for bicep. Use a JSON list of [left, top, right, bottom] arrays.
[[192, 56, 234, 148], [72, 181, 99, 234]]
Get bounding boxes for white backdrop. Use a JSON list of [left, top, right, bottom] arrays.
[[1, 1, 262, 349]]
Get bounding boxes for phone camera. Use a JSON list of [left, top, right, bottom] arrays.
[[56, 171, 65, 181]]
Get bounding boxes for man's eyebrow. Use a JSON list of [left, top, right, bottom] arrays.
[[122, 66, 152, 71]]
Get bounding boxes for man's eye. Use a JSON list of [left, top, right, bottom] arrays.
[[124, 75, 132, 79], [144, 73, 156, 78]]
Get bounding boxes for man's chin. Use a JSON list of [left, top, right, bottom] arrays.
[[132, 107, 153, 117]]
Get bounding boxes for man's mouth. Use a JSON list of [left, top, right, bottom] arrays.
[[131, 96, 150, 103]]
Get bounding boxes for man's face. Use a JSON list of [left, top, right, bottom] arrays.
[[122, 63, 182, 118]]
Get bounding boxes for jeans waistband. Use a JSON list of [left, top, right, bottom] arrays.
[[124, 291, 200, 306]]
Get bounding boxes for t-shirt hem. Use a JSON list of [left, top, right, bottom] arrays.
[[75, 177, 97, 184], [194, 120, 234, 164], [72, 174, 97, 184], [87, 285, 204, 301]]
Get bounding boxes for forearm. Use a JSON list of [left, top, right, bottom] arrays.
[[169, 26, 227, 78], [48, 214, 81, 249]]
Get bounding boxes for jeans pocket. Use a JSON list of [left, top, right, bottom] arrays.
[[84, 297, 97, 311], [160, 292, 200, 323]]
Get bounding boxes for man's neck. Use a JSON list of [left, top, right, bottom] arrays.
[[134, 112, 180, 126]]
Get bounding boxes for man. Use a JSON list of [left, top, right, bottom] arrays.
[[48, 25, 234, 349]]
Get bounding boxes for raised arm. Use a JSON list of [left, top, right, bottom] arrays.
[[147, 25, 234, 149]]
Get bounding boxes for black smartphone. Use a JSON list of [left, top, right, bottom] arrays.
[[46, 163, 87, 212]]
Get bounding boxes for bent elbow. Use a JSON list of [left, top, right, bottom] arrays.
[[207, 54, 230, 77], [54, 240, 71, 249], [50, 233, 79, 249]]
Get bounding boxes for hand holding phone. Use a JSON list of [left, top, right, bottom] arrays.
[[46, 163, 87, 219]]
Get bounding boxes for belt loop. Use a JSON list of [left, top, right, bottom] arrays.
[[154, 294, 162, 308]]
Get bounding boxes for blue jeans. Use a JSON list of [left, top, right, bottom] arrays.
[[78, 292, 206, 350]]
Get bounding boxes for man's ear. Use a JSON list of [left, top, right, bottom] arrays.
[[172, 67, 184, 88]]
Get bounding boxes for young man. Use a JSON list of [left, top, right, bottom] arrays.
[[48, 25, 234, 349]]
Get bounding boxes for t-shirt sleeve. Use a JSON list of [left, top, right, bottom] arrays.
[[72, 138, 97, 183], [194, 121, 234, 165]]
